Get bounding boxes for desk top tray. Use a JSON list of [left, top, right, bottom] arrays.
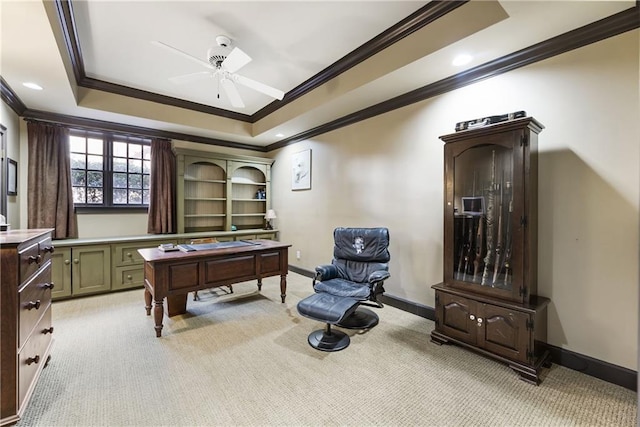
[[177, 240, 259, 252], [137, 239, 291, 262]]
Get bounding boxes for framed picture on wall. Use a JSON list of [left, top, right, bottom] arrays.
[[291, 149, 311, 190], [7, 158, 17, 196]]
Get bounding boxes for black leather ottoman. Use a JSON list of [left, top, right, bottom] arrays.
[[297, 293, 360, 351]]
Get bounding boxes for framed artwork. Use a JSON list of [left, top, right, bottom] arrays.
[[7, 158, 17, 196], [291, 149, 311, 190]]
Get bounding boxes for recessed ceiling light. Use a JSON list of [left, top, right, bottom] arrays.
[[452, 54, 473, 67], [23, 82, 43, 90], [275, 133, 284, 138]]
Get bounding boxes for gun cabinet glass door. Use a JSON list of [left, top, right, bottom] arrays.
[[446, 141, 521, 300]]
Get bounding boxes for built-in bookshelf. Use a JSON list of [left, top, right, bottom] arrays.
[[175, 149, 273, 233]]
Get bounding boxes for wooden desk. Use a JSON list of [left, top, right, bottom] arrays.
[[138, 240, 291, 337]]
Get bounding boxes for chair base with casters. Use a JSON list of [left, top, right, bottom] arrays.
[[297, 293, 360, 352], [336, 307, 379, 329]]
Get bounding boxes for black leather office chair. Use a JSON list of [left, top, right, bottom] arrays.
[[297, 227, 390, 351]]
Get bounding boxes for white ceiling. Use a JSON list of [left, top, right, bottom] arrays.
[[0, 1, 635, 148]]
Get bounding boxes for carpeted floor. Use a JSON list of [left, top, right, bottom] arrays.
[[17, 272, 637, 426]]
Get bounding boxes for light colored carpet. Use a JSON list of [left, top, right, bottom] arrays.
[[17, 272, 636, 426]]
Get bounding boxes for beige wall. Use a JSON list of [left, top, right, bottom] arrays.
[[4, 29, 637, 371], [271, 30, 639, 370], [0, 102, 22, 228]]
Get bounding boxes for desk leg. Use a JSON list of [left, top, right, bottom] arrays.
[[167, 294, 187, 317], [144, 288, 152, 315], [153, 298, 164, 337], [280, 274, 287, 303]]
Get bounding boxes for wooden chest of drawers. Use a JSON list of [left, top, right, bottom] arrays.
[[1, 229, 54, 426]]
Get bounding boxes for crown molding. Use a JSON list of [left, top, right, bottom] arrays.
[[251, 0, 468, 121], [266, 4, 640, 151], [0, 77, 28, 116], [53, 0, 467, 123], [22, 108, 265, 152], [6, 3, 637, 153]]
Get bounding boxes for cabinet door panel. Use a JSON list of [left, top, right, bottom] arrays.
[[437, 292, 477, 345], [72, 246, 111, 296], [51, 247, 72, 299], [479, 304, 529, 363]]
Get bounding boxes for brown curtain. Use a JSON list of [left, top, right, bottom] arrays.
[[27, 121, 78, 239], [147, 138, 176, 234]]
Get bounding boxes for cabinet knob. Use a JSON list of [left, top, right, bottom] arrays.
[[26, 355, 40, 365], [469, 314, 475, 321], [126, 252, 132, 257], [64, 259, 71, 265], [477, 318, 483, 326], [25, 300, 41, 310], [73, 259, 79, 264], [42, 326, 54, 335], [28, 254, 42, 264], [42, 282, 55, 290], [127, 275, 132, 280], [42, 245, 55, 253]]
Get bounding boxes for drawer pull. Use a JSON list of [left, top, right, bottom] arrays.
[[127, 275, 133, 280], [64, 259, 71, 265], [42, 327, 54, 335], [26, 355, 40, 365], [73, 259, 79, 264], [126, 252, 132, 257], [25, 300, 41, 310], [42, 282, 55, 290], [42, 245, 55, 253], [28, 254, 42, 264]]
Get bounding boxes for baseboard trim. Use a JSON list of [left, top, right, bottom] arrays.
[[380, 293, 436, 321], [543, 343, 637, 391], [287, 266, 636, 391]]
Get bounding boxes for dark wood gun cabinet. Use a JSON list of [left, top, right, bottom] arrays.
[[430, 117, 551, 385]]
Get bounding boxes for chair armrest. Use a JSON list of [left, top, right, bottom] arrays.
[[315, 264, 340, 281], [368, 270, 390, 283]]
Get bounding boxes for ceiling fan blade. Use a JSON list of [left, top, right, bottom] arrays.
[[168, 71, 212, 84], [151, 41, 213, 70], [232, 74, 284, 100], [222, 47, 252, 73], [220, 78, 245, 108]]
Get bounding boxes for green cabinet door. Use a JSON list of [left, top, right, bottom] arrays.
[[51, 247, 72, 300], [71, 245, 111, 296]]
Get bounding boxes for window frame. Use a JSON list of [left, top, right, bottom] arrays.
[[69, 129, 151, 212]]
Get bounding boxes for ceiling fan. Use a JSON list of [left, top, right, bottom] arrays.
[[152, 35, 284, 108]]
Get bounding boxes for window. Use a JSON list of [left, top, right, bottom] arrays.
[[70, 131, 151, 209]]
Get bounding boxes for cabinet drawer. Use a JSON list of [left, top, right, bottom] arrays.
[[112, 242, 150, 266], [19, 264, 53, 347], [18, 235, 54, 284], [113, 265, 144, 290], [18, 306, 53, 409], [255, 233, 275, 240], [259, 251, 282, 275]]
